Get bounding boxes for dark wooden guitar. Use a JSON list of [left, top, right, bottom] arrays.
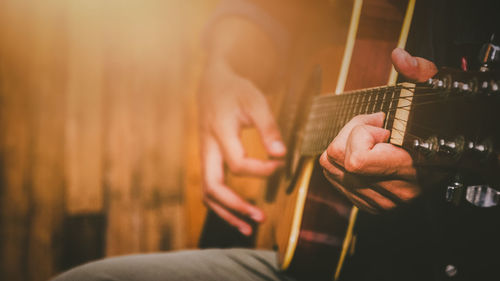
[[268, 67, 500, 281], [199, 0, 500, 280]]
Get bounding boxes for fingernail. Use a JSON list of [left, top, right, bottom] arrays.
[[251, 212, 264, 222], [239, 226, 252, 236], [270, 141, 286, 154], [404, 52, 418, 67]]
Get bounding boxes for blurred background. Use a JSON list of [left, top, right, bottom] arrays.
[[0, 0, 406, 279], [0, 1, 217, 280]]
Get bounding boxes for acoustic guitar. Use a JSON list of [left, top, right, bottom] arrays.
[[199, 0, 500, 280], [268, 67, 500, 281]]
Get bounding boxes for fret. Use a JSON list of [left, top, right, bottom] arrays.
[[390, 83, 414, 146], [347, 93, 358, 124], [322, 98, 336, 149], [388, 86, 400, 131], [321, 97, 338, 150], [381, 87, 392, 128], [367, 90, 375, 114], [353, 92, 362, 117], [361, 91, 370, 114], [331, 95, 348, 146], [343, 94, 354, 128], [300, 84, 413, 155], [338, 94, 351, 134], [374, 88, 384, 113]]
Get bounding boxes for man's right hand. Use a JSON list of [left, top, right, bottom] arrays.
[[198, 60, 286, 236]]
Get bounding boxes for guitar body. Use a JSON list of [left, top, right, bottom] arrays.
[[199, 1, 500, 280], [273, 157, 351, 280], [260, 1, 409, 280], [200, 0, 409, 279]]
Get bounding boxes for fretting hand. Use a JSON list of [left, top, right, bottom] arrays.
[[319, 48, 438, 212]]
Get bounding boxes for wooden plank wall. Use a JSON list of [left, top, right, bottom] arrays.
[[0, 1, 218, 280]]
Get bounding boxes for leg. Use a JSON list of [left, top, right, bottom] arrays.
[[51, 249, 296, 281]]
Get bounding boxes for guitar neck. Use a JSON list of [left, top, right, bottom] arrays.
[[300, 82, 415, 156]]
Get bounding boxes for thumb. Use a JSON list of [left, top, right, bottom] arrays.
[[242, 82, 286, 158], [391, 48, 438, 82]]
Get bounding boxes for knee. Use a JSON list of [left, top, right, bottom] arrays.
[[51, 261, 117, 281]]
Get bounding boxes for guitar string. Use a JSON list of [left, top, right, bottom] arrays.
[[308, 94, 470, 121], [309, 90, 463, 112], [302, 127, 453, 155], [314, 84, 436, 99], [303, 109, 463, 153], [306, 99, 468, 142], [302, 95, 471, 151], [311, 86, 472, 109], [313, 85, 439, 101], [303, 84, 485, 142], [309, 92, 450, 113], [307, 97, 466, 133]]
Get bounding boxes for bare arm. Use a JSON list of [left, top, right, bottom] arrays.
[[320, 48, 438, 213], [198, 16, 286, 235]]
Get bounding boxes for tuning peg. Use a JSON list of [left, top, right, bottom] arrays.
[[479, 80, 499, 94], [427, 77, 450, 89], [466, 185, 499, 207], [435, 79, 445, 88], [491, 81, 499, 92], [450, 81, 469, 93], [478, 34, 500, 72], [465, 139, 492, 160], [480, 80, 489, 90], [413, 136, 438, 157], [446, 177, 464, 206], [438, 136, 464, 159], [461, 82, 470, 92]]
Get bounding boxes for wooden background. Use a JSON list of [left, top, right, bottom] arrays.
[[0, 1, 218, 280]]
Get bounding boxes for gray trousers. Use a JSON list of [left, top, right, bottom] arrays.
[[52, 249, 297, 281]]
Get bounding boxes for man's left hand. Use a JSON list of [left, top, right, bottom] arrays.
[[319, 48, 438, 213]]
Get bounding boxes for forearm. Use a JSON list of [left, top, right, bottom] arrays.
[[205, 17, 279, 89]]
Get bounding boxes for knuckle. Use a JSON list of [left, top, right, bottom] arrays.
[[351, 114, 366, 123], [227, 159, 245, 174], [351, 115, 362, 122], [263, 120, 279, 135], [398, 189, 419, 202], [380, 201, 396, 210], [319, 152, 329, 167], [344, 152, 365, 173], [241, 81, 263, 103], [351, 124, 370, 138], [351, 124, 365, 134], [326, 142, 343, 159], [203, 183, 216, 197], [202, 195, 210, 206]]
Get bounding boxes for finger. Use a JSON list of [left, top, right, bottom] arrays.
[[241, 81, 286, 157], [322, 166, 395, 211], [391, 48, 438, 82], [202, 135, 265, 223], [344, 124, 416, 178], [204, 199, 253, 236], [213, 117, 283, 176], [326, 112, 386, 165], [319, 152, 345, 181], [322, 169, 380, 214], [204, 180, 265, 223], [375, 180, 421, 203], [356, 187, 396, 211], [321, 155, 419, 211]]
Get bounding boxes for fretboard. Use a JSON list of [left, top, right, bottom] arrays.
[[300, 83, 415, 156]]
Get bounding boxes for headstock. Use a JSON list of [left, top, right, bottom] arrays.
[[402, 68, 500, 207]]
